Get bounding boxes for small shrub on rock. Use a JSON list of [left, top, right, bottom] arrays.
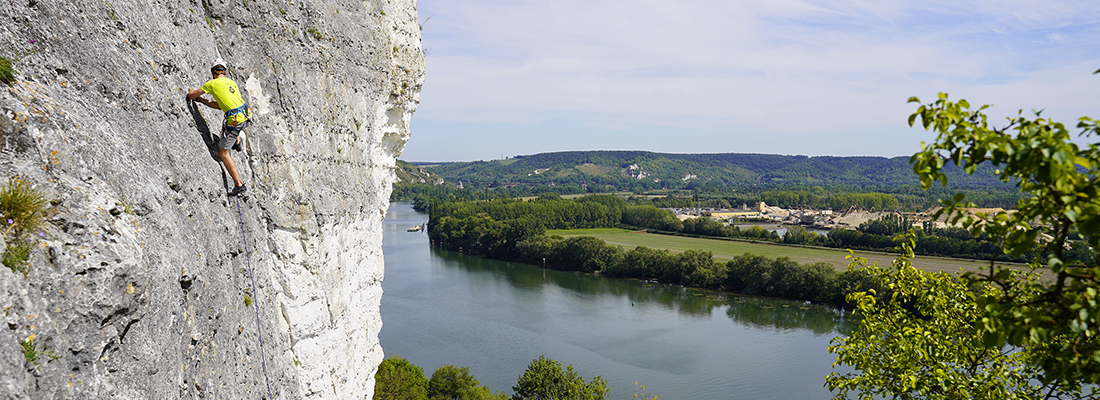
[[0, 179, 48, 274], [0, 57, 14, 86]]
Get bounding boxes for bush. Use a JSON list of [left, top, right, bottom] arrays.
[[512, 356, 608, 400], [3, 241, 31, 274], [374, 356, 429, 400], [0, 179, 47, 236], [0, 179, 47, 274], [428, 365, 507, 400], [0, 57, 13, 86]]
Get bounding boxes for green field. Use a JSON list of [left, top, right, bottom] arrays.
[[547, 228, 1026, 276]]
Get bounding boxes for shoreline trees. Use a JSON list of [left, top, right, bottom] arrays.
[[373, 356, 606, 400]]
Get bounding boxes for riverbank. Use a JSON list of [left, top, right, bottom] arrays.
[[547, 228, 1021, 276]]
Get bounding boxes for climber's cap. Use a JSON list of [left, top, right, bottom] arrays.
[[211, 58, 228, 73]]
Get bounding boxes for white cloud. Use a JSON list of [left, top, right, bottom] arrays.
[[408, 0, 1100, 161]]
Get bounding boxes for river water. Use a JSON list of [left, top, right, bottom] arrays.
[[380, 203, 853, 399]]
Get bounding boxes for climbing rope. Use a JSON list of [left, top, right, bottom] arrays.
[[191, 65, 272, 398], [235, 196, 274, 400]]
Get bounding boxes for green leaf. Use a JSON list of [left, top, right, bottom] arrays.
[[1048, 256, 1064, 273], [982, 331, 1003, 347], [1008, 328, 1026, 346]]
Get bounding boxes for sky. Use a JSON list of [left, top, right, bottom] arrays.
[[403, 0, 1100, 162]]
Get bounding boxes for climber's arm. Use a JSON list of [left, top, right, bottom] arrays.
[[186, 88, 220, 110]]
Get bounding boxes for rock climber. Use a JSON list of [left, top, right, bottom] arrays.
[[187, 58, 253, 196]]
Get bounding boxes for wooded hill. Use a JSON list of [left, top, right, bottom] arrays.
[[413, 151, 1009, 191], [394, 159, 446, 185]]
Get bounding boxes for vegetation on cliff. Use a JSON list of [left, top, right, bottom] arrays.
[[0, 179, 48, 274]]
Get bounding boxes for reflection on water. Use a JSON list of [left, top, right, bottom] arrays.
[[725, 297, 853, 336], [432, 247, 854, 335]]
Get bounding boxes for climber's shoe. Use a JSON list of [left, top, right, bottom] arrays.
[[228, 184, 247, 197]]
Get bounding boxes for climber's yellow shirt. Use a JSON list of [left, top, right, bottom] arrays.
[[201, 77, 251, 126]]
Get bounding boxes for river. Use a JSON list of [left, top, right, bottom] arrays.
[[380, 202, 853, 399]]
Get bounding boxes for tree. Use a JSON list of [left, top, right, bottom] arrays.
[[674, 250, 724, 289], [621, 205, 683, 231], [428, 365, 508, 400], [858, 214, 913, 236], [536, 192, 562, 201], [375, 356, 429, 400], [682, 217, 726, 237], [604, 246, 675, 279], [829, 90, 1100, 399], [782, 225, 821, 245], [547, 236, 623, 273], [827, 234, 1078, 399], [909, 92, 1100, 386], [511, 356, 608, 400]]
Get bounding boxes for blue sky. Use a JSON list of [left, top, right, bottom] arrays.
[[404, 0, 1100, 162]]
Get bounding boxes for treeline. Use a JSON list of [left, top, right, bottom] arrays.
[[431, 193, 626, 230], [428, 197, 880, 308], [395, 183, 593, 208], [515, 235, 878, 306], [394, 181, 1023, 217], [375, 355, 609, 400], [663, 212, 1057, 263], [640, 186, 1024, 212], [781, 214, 1054, 263], [643, 191, 900, 211]]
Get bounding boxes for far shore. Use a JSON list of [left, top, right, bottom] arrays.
[[547, 228, 1040, 280]]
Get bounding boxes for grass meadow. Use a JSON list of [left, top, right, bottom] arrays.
[[546, 228, 1028, 276]]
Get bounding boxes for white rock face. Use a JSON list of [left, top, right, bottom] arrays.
[[0, 0, 423, 398]]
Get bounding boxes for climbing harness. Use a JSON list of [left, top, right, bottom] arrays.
[[225, 103, 250, 119], [236, 196, 274, 400], [225, 103, 252, 128]]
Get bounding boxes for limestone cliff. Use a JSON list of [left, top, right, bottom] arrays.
[[0, 0, 423, 398]]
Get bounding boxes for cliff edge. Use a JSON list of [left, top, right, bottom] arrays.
[[0, 0, 423, 398]]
